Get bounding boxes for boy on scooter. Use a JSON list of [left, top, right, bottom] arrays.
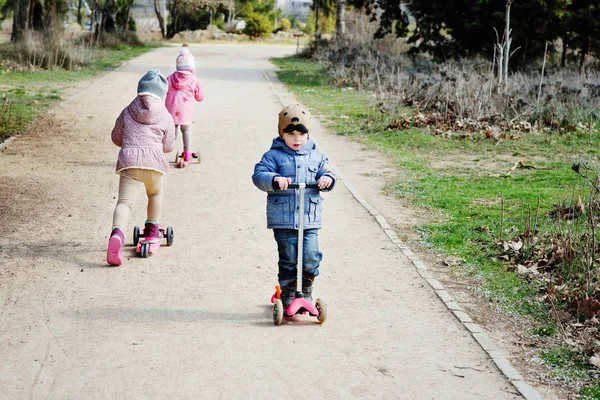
[[252, 104, 336, 308]]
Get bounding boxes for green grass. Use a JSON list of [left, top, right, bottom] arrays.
[[581, 385, 600, 400], [537, 346, 595, 386], [272, 54, 599, 391], [0, 44, 155, 142]]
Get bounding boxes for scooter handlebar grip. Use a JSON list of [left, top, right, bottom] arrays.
[[287, 182, 320, 189]]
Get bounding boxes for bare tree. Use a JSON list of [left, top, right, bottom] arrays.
[[502, 0, 512, 87], [44, 0, 59, 37], [11, 0, 29, 41], [335, 0, 345, 38], [227, 0, 234, 26], [154, 0, 167, 38], [494, 0, 519, 91], [77, 0, 83, 25]]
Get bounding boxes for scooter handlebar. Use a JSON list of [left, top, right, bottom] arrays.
[[288, 182, 320, 189], [273, 181, 320, 190]]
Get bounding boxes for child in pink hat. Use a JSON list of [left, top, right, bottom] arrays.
[[165, 45, 205, 161]]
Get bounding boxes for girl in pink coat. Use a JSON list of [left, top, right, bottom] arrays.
[[107, 69, 176, 266], [165, 46, 204, 162]]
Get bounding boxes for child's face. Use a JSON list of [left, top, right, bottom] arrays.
[[282, 130, 308, 151]]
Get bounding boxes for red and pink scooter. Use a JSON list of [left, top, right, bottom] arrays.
[[175, 151, 200, 168], [270, 182, 327, 325], [133, 225, 174, 258]]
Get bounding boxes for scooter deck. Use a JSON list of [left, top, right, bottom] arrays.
[[176, 152, 200, 168], [284, 297, 319, 317], [271, 286, 319, 317]]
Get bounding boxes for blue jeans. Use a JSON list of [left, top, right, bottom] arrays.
[[273, 228, 322, 287]]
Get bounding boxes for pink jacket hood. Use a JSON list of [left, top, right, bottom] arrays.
[[129, 95, 166, 125], [169, 71, 197, 91]]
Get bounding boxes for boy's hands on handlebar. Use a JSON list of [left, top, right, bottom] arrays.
[[317, 175, 333, 190], [274, 176, 292, 190]]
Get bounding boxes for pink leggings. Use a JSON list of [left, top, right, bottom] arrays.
[[112, 168, 163, 231]]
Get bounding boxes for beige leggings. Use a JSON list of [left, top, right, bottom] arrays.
[[112, 168, 163, 231], [178, 125, 192, 152]]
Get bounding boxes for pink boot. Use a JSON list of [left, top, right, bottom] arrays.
[[106, 227, 124, 266], [144, 222, 161, 255], [183, 152, 192, 161]]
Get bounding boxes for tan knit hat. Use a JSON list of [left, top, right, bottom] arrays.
[[278, 104, 311, 137]]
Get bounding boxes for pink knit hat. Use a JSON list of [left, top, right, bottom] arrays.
[[176, 51, 195, 71]]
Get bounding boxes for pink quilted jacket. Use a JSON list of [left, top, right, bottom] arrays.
[[165, 71, 204, 125], [111, 95, 176, 174]]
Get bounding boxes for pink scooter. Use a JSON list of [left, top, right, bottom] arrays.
[[271, 182, 327, 325], [175, 151, 200, 168], [133, 225, 174, 258]]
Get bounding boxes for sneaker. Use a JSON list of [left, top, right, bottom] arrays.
[[302, 277, 315, 302], [183, 152, 191, 162], [281, 281, 297, 308], [107, 228, 124, 266]]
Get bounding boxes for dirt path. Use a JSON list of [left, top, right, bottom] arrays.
[[0, 44, 551, 398]]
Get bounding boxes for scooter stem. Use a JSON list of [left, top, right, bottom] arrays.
[[296, 183, 305, 294]]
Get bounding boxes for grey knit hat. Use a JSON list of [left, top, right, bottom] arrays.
[[137, 69, 168, 100]]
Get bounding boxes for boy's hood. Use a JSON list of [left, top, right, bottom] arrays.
[[270, 136, 316, 155], [127, 95, 164, 125], [169, 71, 195, 90]]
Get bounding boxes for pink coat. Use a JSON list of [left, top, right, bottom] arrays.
[[111, 95, 176, 174], [165, 71, 204, 125]]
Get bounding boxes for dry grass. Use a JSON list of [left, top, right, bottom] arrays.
[[0, 30, 96, 71], [310, 13, 600, 133]]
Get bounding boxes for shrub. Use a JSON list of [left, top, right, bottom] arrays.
[[243, 12, 273, 38], [279, 18, 291, 32]]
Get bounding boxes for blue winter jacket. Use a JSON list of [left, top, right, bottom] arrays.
[[252, 137, 336, 230]]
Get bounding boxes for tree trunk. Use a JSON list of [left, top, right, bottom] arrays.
[[227, 0, 233, 25], [315, 0, 319, 36], [496, 44, 504, 86], [27, 0, 35, 28], [11, 0, 29, 41], [44, 0, 57, 38], [77, 0, 83, 25], [166, 0, 180, 38], [561, 35, 567, 68], [579, 36, 590, 75], [91, 0, 98, 42], [121, 0, 132, 37], [503, 1, 511, 89], [335, 0, 345, 39], [153, 0, 166, 38]]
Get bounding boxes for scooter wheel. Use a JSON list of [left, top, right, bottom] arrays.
[[315, 298, 326, 324], [140, 243, 150, 258], [166, 227, 174, 246], [133, 226, 140, 246], [273, 300, 284, 326]]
